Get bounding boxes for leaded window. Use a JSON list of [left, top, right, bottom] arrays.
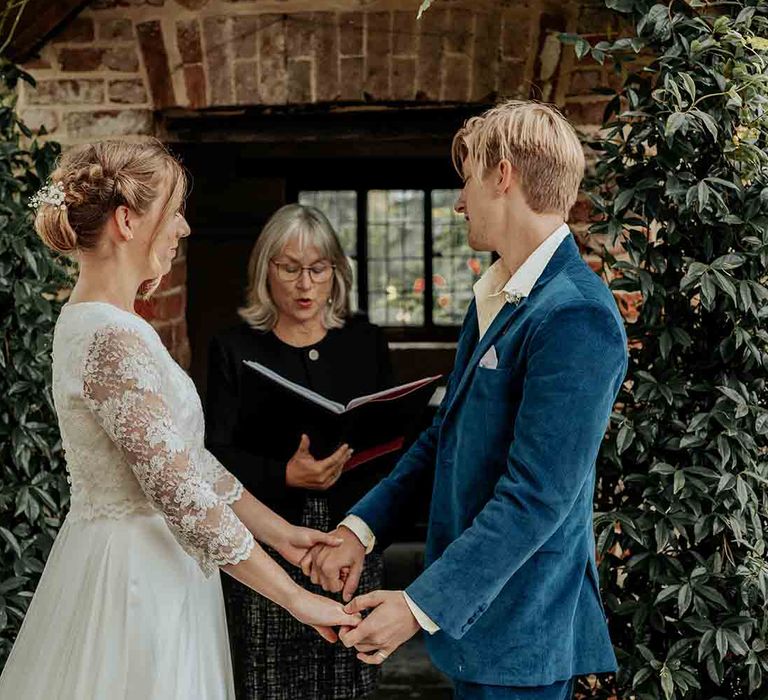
[[298, 189, 491, 328]]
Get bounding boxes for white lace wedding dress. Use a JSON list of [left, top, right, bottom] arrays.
[[0, 301, 255, 699]]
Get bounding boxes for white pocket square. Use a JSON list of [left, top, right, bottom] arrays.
[[479, 345, 498, 369]]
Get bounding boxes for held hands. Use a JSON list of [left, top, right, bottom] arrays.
[[339, 591, 421, 664], [274, 525, 344, 568], [300, 525, 366, 602], [286, 434, 353, 491], [290, 588, 363, 644]]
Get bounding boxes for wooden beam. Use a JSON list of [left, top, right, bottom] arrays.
[[160, 103, 491, 156], [4, 0, 89, 64]]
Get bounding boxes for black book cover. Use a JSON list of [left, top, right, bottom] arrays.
[[242, 360, 441, 470]]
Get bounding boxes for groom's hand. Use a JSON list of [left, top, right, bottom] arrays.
[[339, 591, 420, 664], [300, 526, 365, 601], [275, 526, 344, 568]]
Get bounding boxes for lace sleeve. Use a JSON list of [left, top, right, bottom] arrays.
[[82, 325, 254, 576], [198, 450, 245, 505]]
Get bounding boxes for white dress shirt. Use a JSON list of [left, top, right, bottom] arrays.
[[340, 224, 573, 634]]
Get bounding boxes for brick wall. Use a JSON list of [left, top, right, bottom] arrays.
[[18, 0, 631, 364], [18, 0, 618, 142]]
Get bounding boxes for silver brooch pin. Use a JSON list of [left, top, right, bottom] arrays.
[[29, 181, 67, 212], [504, 291, 524, 305]]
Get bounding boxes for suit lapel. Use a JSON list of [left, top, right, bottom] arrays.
[[443, 300, 521, 419], [443, 234, 580, 419]]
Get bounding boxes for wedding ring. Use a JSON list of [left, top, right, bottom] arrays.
[[376, 651, 388, 659]]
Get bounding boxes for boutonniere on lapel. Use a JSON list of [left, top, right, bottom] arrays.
[[503, 290, 524, 306]]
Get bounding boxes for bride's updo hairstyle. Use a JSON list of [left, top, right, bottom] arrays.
[[34, 138, 187, 262]]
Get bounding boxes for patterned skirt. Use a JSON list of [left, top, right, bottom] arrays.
[[222, 496, 384, 700]]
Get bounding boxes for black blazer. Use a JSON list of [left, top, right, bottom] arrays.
[[204, 316, 395, 526]]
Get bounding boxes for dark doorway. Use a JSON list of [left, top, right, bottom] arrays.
[[168, 105, 487, 394]]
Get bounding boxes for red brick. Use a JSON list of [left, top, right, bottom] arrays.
[[340, 12, 364, 56], [366, 12, 391, 99], [177, 19, 203, 64], [184, 64, 206, 109], [446, 10, 473, 54], [234, 60, 259, 104], [155, 322, 173, 347], [416, 8, 446, 100], [564, 99, 610, 126], [137, 21, 175, 107], [54, 17, 94, 44], [203, 16, 234, 106], [169, 259, 187, 288], [64, 110, 153, 139], [259, 15, 287, 105], [98, 19, 133, 41], [287, 13, 315, 57], [233, 15, 259, 59], [339, 57, 363, 101], [568, 69, 604, 96], [442, 54, 470, 102], [392, 11, 417, 56], [135, 298, 157, 322], [314, 13, 339, 102], [172, 318, 189, 351], [21, 109, 59, 134], [104, 47, 140, 72], [391, 56, 415, 100], [93, 0, 164, 6], [288, 59, 312, 104], [172, 320, 191, 370], [473, 10, 502, 101], [577, 6, 619, 35], [58, 48, 103, 71], [498, 59, 527, 99], [156, 291, 185, 321], [108, 79, 147, 104], [21, 55, 52, 70], [27, 79, 104, 105], [607, 69, 625, 91], [568, 198, 594, 224], [501, 10, 535, 60]]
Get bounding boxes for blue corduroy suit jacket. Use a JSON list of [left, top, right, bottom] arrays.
[[349, 234, 627, 686]]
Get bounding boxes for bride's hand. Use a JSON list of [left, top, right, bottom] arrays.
[[290, 590, 362, 643], [275, 525, 343, 568]]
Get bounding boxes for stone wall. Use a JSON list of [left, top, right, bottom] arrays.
[[18, 0, 630, 365]]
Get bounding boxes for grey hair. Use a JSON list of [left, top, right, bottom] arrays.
[[238, 203, 353, 331]]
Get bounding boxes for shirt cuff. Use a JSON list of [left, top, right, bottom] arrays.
[[402, 592, 440, 634], [339, 515, 376, 555]]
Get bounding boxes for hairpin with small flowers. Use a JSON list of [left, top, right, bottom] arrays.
[[28, 181, 67, 212]]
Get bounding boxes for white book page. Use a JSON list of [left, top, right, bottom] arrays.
[[243, 360, 345, 414], [345, 375, 441, 411]]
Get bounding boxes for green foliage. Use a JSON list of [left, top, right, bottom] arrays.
[[0, 61, 69, 666], [566, 1, 768, 698]]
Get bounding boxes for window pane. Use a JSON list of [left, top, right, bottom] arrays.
[[298, 190, 358, 311], [367, 190, 425, 326], [432, 189, 492, 325]]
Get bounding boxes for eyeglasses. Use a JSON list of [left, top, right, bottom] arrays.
[[270, 260, 336, 283]]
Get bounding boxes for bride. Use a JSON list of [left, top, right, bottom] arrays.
[[0, 139, 360, 699]]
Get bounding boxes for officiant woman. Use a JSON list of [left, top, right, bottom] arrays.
[[205, 203, 393, 700]]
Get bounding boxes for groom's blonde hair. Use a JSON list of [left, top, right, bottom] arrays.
[[452, 100, 585, 218]]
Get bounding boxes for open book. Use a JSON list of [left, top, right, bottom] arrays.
[[244, 360, 441, 470]]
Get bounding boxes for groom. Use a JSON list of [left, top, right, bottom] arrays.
[[301, 100, 627, 699]]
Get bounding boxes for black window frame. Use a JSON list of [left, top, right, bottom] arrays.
[[288, 162, 473, 343]]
